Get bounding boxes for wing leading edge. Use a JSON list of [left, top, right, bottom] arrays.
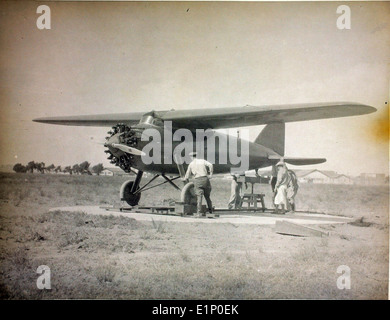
[[33, 102, 376, 129], [33, 112, 145, 127]]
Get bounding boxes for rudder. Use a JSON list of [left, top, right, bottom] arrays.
[[255, 122, 285, 156]]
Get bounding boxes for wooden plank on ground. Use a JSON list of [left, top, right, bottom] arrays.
[[275, 220, 328, 237]]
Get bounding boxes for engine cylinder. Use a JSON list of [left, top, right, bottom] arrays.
[[104, 123, 140, 172]]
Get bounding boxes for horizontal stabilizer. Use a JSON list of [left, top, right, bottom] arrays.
[[268, 155, 326, 166]]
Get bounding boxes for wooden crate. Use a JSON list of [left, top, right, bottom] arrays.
[[175, 202, 196, 215]]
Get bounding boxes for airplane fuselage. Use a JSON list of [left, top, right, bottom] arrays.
[[105, 122, 279, 175]]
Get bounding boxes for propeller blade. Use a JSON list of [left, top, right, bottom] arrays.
[[111, 143, 146, 156]]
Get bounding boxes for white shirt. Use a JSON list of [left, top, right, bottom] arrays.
[[184, 159, 213, 179]]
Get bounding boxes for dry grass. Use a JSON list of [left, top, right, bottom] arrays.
[[0, 172, 388, 299]]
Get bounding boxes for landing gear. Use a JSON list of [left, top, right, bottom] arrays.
[[120, 170, 183, 207], [180, 182, 197, 207], [120, 170, 143, 206], [121, 181, 141, 206]]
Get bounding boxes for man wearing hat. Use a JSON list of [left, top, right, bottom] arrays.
[[184, 152, 214, 217], [274, 159, 289, 214]]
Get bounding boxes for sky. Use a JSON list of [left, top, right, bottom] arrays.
[[0, 1, 389, 176]]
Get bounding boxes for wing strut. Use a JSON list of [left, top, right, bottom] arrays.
[[133, 175, 181, 195], [161, 174, 181, 191]]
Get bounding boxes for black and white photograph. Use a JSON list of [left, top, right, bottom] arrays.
[[0, 0, 388, 303]]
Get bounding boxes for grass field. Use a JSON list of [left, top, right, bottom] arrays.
[[0, 172, 388, 299]]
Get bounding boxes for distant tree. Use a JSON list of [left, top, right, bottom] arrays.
[[41, 162, 46, 173], [13, 163, 27, 173], [72, 164, 80, 175], [46, 164, 55, 172], [79, 161, 90, 174], [36, 162, 45, 174], [55, 165, 62, 173], [92, 163, 104, 175], [63, 166, 73, 175], [26, 161, 36, 173]]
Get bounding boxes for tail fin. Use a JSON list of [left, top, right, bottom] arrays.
[[255, 122, 285, 156]]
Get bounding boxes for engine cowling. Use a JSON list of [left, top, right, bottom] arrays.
[[104, 123, 140, 172], [104, 114, 163, 172]]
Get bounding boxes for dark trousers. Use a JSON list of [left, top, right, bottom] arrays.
[[271, 177, 277, 192], [193, 176, 213, 213]]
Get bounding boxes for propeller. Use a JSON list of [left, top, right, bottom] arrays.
[[109, 143, 146, 156]]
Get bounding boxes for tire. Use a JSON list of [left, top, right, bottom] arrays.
[[122, 181, 141, 206], [180, 182, 197, 205]]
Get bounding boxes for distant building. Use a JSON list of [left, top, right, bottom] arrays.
[[295, 169, 353, 185], [99, 169, 113, 176], [100, 168, 130, 176], [356, 173, 386, 185], [332, 174, 354, 185], [239, 168, 388, 186]]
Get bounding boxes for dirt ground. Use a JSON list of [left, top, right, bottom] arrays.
[[0, 173, 388, 299]]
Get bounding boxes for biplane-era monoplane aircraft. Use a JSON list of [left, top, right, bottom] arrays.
[[34, 102, 375, 206]]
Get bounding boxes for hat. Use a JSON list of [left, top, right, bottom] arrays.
[[276, 160, 285, 167]]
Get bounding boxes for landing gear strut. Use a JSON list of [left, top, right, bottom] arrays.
[[120, 154, 189, 207], [120, 170, 182, 207]]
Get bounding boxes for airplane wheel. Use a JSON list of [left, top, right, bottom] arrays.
[[180, 182, 197, 206], [121, 180, 141, 206]]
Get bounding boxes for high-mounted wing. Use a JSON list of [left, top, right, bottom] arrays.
[[161, 102, 376, 129], [33, 112, 145, 127], [33, 102, 376, 129]]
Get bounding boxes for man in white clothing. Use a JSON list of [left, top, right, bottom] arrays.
[[274, 160, 289, 214], [184, 152, 213, 217]]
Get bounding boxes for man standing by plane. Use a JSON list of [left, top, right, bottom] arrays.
[[228, 174, 242, 209], [184, 152, 214, 218], [269, 164, 278, 207], [274, 159, 289, 214]]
